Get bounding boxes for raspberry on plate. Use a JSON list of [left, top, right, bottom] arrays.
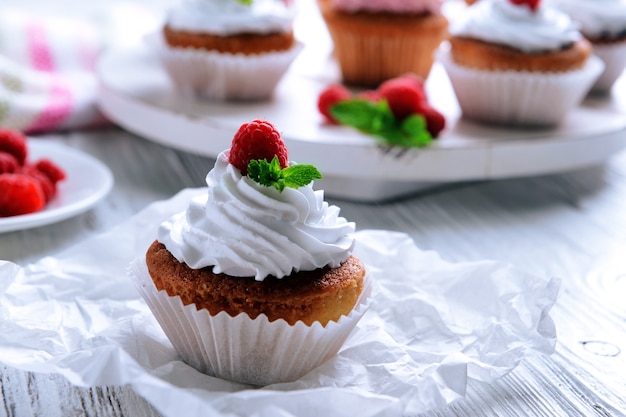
[[35, 158, 67, 183], [0, 129, 68, 217], [0, 152, 19, 174], [0, 128, 28, 165], [229, 119, 288, 176], [0, 173, 46, 217], [21, 164, 56, 203]]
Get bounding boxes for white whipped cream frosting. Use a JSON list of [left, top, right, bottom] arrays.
[[158, 151, 356, 281], [547, 0, 626, 39], [450, 0, 581, 53], [166, 0, 294, 36]]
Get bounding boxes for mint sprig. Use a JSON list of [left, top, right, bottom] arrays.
[[247, 156, 322, 192], [330, 99, 433, 148], [235, 0, 253, 5]]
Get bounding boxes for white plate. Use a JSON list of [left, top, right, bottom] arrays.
[[96, 3, 626, 201], [0, 140, 114, 233]]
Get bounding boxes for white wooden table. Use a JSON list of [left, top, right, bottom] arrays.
[[1, 127, 626, 416]]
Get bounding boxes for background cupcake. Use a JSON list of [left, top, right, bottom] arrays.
[[440, 0, 604, 126], [153, 0, 301, 101], [547, 0, 626, 93], [318, 0, 448, 87]]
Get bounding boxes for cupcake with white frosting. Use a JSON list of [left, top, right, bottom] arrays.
[[547, 0, 626, 92], [440, 0, 604, 126], [154, 0, 302, 100], [129, 119, 371, 386]]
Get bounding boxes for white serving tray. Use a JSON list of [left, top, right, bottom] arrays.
[[96, 8, 626, 202]]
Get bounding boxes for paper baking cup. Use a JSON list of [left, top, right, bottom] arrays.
[[438, 50, 604, 126], [589, 41, 626, 93], [148, 34, 302, 101], [318, 3, 447, 87], [325, 24, 443, 86], [129, 258, 372, 386]]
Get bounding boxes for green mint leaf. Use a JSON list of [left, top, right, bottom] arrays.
[[246, 157, 322, 192], [282, 165, 323, 189], [331, 99, 395, 134], [247, 157, 282, 188], [235, 0, 253, 5], [401, 114, 433, 147], [330, 98, 433, 148]]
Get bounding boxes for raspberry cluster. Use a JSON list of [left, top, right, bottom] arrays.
[[0, 129, 66, 217], [318, 73, 446, 139]]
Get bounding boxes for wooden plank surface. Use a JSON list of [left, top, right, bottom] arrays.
[[1, 129, 625, 416]]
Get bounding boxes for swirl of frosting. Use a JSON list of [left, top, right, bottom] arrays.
[[450, 0, 581, 53], [166, 0, 294, 36], [547, 0, 626, 40], [158, 151, 356, 281], [331, 0, 443, 14]]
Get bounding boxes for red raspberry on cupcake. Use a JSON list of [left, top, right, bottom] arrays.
[[509, 0, 540, 12], [228, 120, 321, 192], [229, 119, 289, 175]]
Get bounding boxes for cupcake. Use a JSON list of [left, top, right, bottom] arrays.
[[129, 119, 371, 386], [317, 0, 449, 87], [547, 0, 626, 93], [153, 0, 302, 101], [440, 0, 604, 126]]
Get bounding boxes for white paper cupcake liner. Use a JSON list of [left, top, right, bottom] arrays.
[[129, 257, 372, 386], [147, 34, 302, 101], [438, 49, 604, 126], [589, 41, 626, 93]]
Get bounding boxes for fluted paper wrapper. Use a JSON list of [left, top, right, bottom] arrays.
[[129, 257, 373, 386], [324, 24, 442, 86], [589, 41, 626, 93], [148, 34, 302, 101], [318, 4, 447, 86], [439, 50, 604, 126]]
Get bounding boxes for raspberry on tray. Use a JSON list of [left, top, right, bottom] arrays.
[[317, 73, 446, 147]]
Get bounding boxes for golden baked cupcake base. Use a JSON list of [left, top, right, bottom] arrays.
[[163, 24, 296, 54], [146, 240, 365, 326], [449, 37, 592, 73]]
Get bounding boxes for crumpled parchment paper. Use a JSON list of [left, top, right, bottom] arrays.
[[0, 188, 560, 417]]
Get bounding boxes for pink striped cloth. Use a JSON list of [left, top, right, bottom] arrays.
[[0, 5, 157, 134]]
